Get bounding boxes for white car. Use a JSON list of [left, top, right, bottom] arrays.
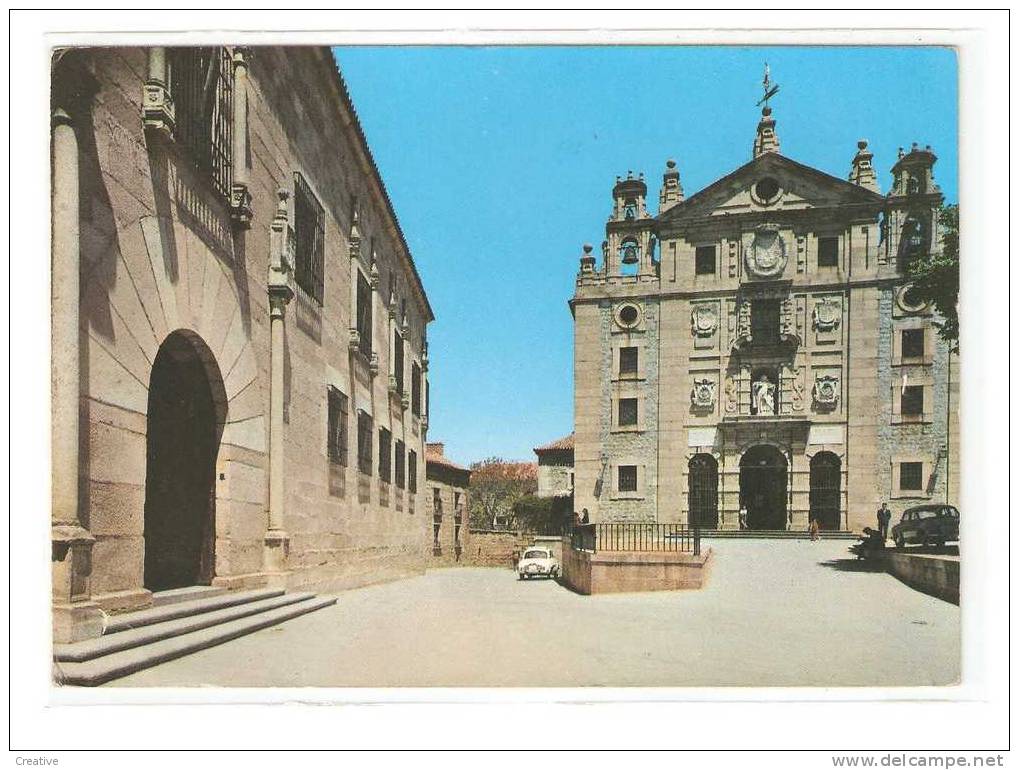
[[517, 547, 559, 580]]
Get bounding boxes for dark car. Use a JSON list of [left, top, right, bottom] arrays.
[[891, 504, 959, 548]]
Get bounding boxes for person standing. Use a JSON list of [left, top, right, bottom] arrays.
[[739, 504, 749, 531], [581, 508, 590, 524], [809, 517, 820, 542], [877, 502, 892, 541]]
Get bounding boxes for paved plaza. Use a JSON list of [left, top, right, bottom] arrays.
[[110, 539, 959, 688]]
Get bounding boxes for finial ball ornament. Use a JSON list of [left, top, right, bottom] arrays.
[[857, 139, 868, 150], [582, 243, 593, 254], [666, 159, 676, 169]]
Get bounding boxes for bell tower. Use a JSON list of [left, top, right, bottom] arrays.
[[884, 143, 942, 270], [606, 170, 656, 278]]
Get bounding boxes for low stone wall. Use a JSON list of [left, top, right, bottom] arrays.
[[561, 541, 713, 595], [883, 551, 960, 605], [464, 531, 563, 568]]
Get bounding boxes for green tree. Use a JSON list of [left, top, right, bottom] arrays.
[[906, 203, 959, 352]]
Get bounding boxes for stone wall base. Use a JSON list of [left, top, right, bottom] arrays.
[[52, 601, 106, 644], [562, 545, 713, 595], [883, 550, 959, 605], [93, 588, 153, 615]]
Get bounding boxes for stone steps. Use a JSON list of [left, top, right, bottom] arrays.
[[53, 590, 336, 686], [700, 530, 859, 540]]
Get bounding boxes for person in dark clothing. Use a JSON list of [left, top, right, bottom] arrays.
[[877, 502, 892, 541], [581, 508, 590, 524]]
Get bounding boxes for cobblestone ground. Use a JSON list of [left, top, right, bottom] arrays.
[[110, 539, 959, 687]]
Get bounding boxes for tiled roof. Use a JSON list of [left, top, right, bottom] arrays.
[[534, 432, 575, 454], [426, 445, 468, 473]]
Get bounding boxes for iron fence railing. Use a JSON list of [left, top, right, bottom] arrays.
[[569, 523, 700, 555]]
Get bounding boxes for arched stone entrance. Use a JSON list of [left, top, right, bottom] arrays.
[[143, 330, 227, 592], [739, 445, 788, 530], [809, 451, 842, 530]]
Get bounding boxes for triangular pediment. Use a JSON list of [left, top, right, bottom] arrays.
[[658, 153, 884, 222]]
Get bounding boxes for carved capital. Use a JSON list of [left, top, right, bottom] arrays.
[[142, 81, 175, 137], [230, 183, 253, 229], [268, 285, 293, 319], [369, 352, 380, 377], [348, 328, 361, 352]]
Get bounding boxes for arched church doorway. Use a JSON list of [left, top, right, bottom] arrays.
[[143, 330, 226, 592], [739, 445, 788, 530], [688, 454, 719, 528], [809, 451, 842, 530]]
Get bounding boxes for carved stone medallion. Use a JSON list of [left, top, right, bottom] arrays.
[[746, 223, 788, 278], [690, 378, 716, 409], [813, 375, 840, 406], [691, 304, 718, 337], [812, 297, 842, 332]]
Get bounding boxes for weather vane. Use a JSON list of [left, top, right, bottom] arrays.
[[756, 63, 780, 108]]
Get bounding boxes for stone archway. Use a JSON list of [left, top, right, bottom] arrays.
[[739, 445, 788, 530], [143, 330, 227, 592]]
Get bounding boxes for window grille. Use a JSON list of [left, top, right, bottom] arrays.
[[751, 299, 780, 346], [618, 465, 638, 493], [902, 328, 925, 359], [395, 440, 406, 489], [294, 172, 325, 304], [818, 237, 839, 268], [169, 47, 233, 199], [394, 332, 405, 394], [688, 454, 719, 528], [618, 398, 638, 427], [901, 385, 924, 417], [619, 347, 638, 376], [327, 387, 348, 466], [695, 245, 716, 275], [411, 363, 422, 416], [356, 270, 372, 358], [378, 427, 392, 482], [408, 450, 417, 494], [809, 452, 841, 530], [356, 410, 373, 476], [900, 462, 923, 491]]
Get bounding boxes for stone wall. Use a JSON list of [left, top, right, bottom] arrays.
[[561, 542, 713, 595], [884, 551, 959, 605], [464, 531, 562, 568]]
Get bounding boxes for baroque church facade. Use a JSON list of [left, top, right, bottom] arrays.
[[571, 98, 959, 533]]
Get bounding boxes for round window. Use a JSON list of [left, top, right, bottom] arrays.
[[618, 304, 640, 327], [754, 177, 780, 202]]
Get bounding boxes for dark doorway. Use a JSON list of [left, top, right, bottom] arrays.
[[688, 454, 719, 528], [143, 331, 225, 592], [809, 452, 842, 530], [739, 445, 788, 530]]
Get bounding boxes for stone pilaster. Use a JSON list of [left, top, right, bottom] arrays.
[[51, 105, 104, 642], [265, 190, 294, 584], [229, 47, 253, 228], [142, 47, 175, 137]]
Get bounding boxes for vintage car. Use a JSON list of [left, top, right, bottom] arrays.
[[891, 504, 960, 548], [517, 546, 559, 580]]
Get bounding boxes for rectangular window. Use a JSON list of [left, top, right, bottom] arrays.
[[619, 346, 638, 376], [818, 237, 839, 268], [900, 462, 924, 491], [695, 245, 716, 275], [168, 47, 233, 199], [394, 332, 404, 394], [356, 410, 373, 475], [901, 328, 925, 359], [751, 299, 780, 345], [294, 172, 325, 304], [378, 427, 392, 482], [326, 387, 348, 466], [618, 465, 638, 493], [901, 385, 924, 417], [394, 440, 406, 489], [411, 362, 422, 416], [356, 270, 372, 358], [618, 397, 638, 427], [408, 450, 417, 494]]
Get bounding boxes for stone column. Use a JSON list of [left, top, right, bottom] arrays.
[[51, 106, 103, 642], [264, 190, 293, 583], [142, 47, 174, 136], [229, 47, 253, 227]]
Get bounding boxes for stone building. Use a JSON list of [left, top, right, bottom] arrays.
[[533, 432, 574, 499], [571, 93, 959, 533], [51, 46, 434, 642], [425, 443, 471, 563]]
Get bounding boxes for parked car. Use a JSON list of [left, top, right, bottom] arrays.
[[517, 547, 559, 580], [891, 504, 960, 549]]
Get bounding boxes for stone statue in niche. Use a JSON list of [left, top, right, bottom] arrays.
[[724, 375, 738, 413], [812, 297, 842, 332], [813, 375, 840, 406], [691, 304, 718, 337], [751, 373, 777, 416], [690, 378, 716, 408]]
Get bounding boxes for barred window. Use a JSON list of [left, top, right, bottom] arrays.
[[394, 331, 404, 394], [902, 328, 925, 359], [326, 387, 348, 466], [294, 172, 325, 304], [695, 245, 716, 275], [408, 450, 417, 494], [751, 299, 780, 346], [356, 410, 373, 475], [378, 426, 392, 482], [618, 465, 638, 493], [411, 362, 422, 416], [168, 47, 233, 199], [619, 346, 638, 376], [818, 237, 839, 268], [900, 462, 923, 491], [618, 397, 638, 427], [356, 270, 372, 358], [395, 439, 406, 489], [901, 385, 924, 417]]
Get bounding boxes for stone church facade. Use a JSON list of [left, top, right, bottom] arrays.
[[571, 102, 959, 533], [51, 47, 434, 641]]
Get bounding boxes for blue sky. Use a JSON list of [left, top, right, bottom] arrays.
[[333, 46, 958, 465]]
